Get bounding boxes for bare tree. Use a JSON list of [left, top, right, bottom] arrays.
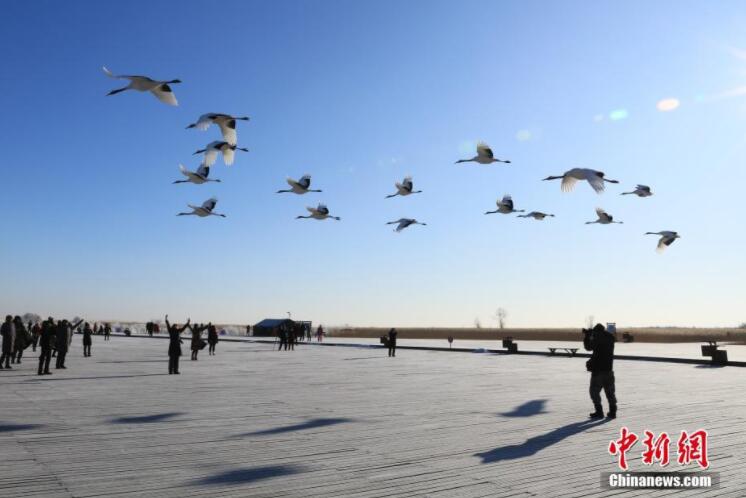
[[22, 313, 41, 324], [495, 308, 508, 329], [586, 315, 595, 329], [474, 317, 482, 329]]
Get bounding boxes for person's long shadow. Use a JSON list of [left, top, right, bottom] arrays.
[[238, 417, 353, 437], [0, 423, 43, 433], [96, 360, 165, 364], [475, 418, 609, 463], [500, 399, 548, 417], [26, 373, 170, 382], [110, 412, 184, 424], [194, 464, 305, 485]]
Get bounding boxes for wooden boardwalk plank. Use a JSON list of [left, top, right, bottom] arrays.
[[0, 336, 738, 496]]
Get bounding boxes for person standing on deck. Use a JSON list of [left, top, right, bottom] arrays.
[[31, 321, 41, 352], [316, 325, 324, 342], [277, 324, 287, 351], [387, 328, 398, 357], [146, 321, 153, 337], [207, 324, 219, 355], [38, 319, 55, 375], [56, 318, 82, 369], [245, 324, 251, 337], [584, 323, 617, 419], [12, 316, 29, 364], [189, 323, 208, 360], [31, 322, 41, 353], [287, 324, 296, 351], [0, 315, 15, 369], [54, 320, 68, 369], [103, 323, 111, 341], [81, 322, 93, 357], [165, 315, 190, 374]]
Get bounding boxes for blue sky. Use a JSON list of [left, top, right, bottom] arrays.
[[2, 0, 745, 327]]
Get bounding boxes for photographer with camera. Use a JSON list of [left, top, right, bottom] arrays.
[[583, 323, 617, 419]]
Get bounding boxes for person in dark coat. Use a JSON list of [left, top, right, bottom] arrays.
[[54, 320, 68, 369], [0, 315, 15, 369], [12, 316, 28, 364], [207, 324, 219, 355], [288, 325, 296, 351], [38, 319, 55, 375], [387, 328, 398, 357], [104, 323, 111, 341], [55, 318, 83, 369], [189, 323, 208, 360], [583, 323, 617, 419], [82, 322, 93, 357], [277, 325, 287, 351], [31, 322, 41, 352], [146, 321, 153, 337], [165, 315, 190, 374]]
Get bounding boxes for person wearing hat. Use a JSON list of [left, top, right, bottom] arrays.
[[583, 323, 617, 419]]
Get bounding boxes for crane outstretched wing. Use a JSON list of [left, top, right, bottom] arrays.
[[476, 142, 494, 159]]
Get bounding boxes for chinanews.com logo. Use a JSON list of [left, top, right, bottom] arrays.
[[602, 428, 718, 489]]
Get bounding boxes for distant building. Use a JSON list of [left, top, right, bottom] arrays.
[[252, 318, 294, 337]]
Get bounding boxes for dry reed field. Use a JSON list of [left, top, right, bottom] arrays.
[[329, 327, 746, 343]]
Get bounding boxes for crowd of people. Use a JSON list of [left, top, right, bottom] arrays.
[[163, 316, 224, 374], [0, 315, 113, 375], [275, 323, 326, 350], [1, 312, 617, 417]]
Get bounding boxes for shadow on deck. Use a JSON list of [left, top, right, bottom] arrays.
[[476, 418, 609, 463]]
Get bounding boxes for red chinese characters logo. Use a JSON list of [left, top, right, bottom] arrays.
[[677, 430, 709, 469], [608, 427, 639, 470], [642, 430, 670, 466], [609, 428, 709, 470]]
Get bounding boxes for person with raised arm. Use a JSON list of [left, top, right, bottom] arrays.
[[189, 322, 208, 360], [56, 318, 83, 369], [165, 315, 190, 375]]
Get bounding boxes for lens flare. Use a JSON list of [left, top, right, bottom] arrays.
[[656, 98, 680, 112], [516, 129, 531, 141], [609, 109, 628, 121]]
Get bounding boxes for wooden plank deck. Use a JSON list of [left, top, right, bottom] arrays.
[[0, 336, 741, 497]]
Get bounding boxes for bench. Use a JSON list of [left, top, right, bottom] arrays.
[[702, 341, 727, 365], [548, 347, 579, 357], [502, 338, 518, 354]]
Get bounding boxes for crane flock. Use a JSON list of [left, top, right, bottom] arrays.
[[103, 67, 681, 252]]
